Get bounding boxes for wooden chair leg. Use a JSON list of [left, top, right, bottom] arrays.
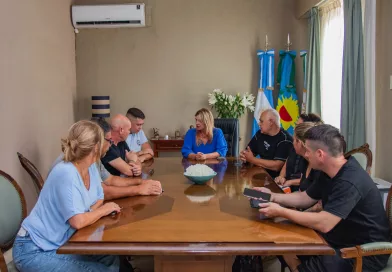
[[0, 250, 8, 272], [353, 256, 362, 272]]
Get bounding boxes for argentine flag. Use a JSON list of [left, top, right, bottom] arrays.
[[252, 49, 275, 136]]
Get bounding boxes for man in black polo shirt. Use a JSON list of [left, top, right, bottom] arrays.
[[101, 114, 142, 177], [240, 108, 293, 178], [254, 125, 390, 272]]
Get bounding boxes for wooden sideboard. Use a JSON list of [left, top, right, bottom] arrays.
[[150, 138, 184, 157]]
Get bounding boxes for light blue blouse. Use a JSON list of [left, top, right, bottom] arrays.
[[22, 161, 104, 251]]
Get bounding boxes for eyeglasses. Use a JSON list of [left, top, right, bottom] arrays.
[[104, 138, 114, 145]]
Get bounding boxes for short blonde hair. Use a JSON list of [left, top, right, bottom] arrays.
[[294, 122, 319, 143], [195, 108, 214, 144], [61, 120, 104, 162]]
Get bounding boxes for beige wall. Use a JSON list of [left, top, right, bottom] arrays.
[[0, 1, 76, 210], [75, 0, 307, 152], [376, 0, 392, 181]]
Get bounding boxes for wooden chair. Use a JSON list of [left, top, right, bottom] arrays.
[[344, 143, 373, 175], [0, 170, 27, 272], [340, 184, 392, 272], [17, 152, 44, 192]]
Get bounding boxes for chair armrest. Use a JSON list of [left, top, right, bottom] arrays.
[[341, 242, 392, 259], [359, 242, 392, 256], [341, 247, 359, 259]]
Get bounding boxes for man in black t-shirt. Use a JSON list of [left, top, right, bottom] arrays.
[[240, 109, 293, 178], [101, 114, 142, 177], [254, 125, 390, 272]]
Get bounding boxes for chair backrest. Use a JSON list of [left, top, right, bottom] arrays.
[[344, 143, 372, 175], [0, 170, 27, 253], [17, 152, 44, 192], [214, 118, 239, 157]]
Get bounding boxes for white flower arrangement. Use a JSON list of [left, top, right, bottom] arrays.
[[208, 89, 255, 119]]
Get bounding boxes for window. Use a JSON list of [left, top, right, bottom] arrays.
[[320, 0, 344, 128]]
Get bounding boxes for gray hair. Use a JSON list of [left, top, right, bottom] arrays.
[[261, 108, 280, 127]]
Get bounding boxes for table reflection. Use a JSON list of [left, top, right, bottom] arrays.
[[139, 158, 279, 200], [184, 184, 216, 203]]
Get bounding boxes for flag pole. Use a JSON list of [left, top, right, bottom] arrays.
[[286, 33, 292, 51], [265, 34, 269, 51]]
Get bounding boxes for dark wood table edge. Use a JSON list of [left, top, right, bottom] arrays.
[[58, 242, 335, 256]]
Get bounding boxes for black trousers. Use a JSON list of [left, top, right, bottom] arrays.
[[119, 256, 134, 272], [279, 252, 388, 272], [296, 254, 354, 272]]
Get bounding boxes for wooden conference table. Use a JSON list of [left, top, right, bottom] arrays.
[[58, 158, 333, 271]]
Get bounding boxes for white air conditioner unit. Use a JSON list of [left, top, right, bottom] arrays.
[[72, 4, 145, 30]]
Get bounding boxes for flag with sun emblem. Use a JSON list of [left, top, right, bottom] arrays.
[[276, 50, 299, 135], [252, 49, 275, 136]]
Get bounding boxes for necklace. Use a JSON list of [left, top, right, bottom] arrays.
[[82, 174, 89, 187], [74, 162, 89, 188], [197, 131, 207, 139]]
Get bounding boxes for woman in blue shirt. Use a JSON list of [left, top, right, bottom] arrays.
[[182, 108, 228, 160], [13, 120, 121, 272]]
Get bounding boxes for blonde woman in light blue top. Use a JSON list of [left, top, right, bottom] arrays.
[[13, 120, 121, 272]]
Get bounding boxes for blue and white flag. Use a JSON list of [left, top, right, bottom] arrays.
[[252, 49, 275, 136]]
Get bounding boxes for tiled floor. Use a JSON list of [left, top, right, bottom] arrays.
[[131, 255, 289, 272]]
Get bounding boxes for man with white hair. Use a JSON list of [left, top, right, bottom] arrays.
[[240, 108, 292, 178]]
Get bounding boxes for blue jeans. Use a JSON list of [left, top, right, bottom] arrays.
[[13, 235, 119, 272]]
